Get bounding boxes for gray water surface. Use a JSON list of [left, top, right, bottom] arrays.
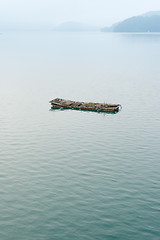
[[0, 32, 160, 240]]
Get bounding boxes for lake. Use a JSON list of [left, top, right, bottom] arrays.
[[0, 31, 160, 240]]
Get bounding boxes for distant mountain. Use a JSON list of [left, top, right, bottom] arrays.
[[53, 22, 99, 32], [142, 11, 160, 17], [102, 11, 160, 32]]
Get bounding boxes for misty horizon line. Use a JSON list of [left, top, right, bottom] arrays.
[[1, 10, 160, 32]]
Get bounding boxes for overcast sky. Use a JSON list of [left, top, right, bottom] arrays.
[[0, 0, 160, 27]]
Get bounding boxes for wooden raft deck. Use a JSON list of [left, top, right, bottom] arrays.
[[50, 98, 122, 113]]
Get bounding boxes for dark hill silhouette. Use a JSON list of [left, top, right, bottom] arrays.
[[102, 11, 160, 32]]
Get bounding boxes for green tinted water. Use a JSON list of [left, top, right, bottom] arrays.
[[0, 32, 160, 240]]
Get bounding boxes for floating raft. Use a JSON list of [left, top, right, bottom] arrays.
[[50, 98, 122, 113]]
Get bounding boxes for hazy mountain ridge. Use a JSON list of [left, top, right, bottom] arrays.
[[142, 11, 160, 17], [53, 22, 99, 32], [102, 11, 160, 32]]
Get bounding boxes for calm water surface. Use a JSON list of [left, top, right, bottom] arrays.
[[0, 31, 160, 240]]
